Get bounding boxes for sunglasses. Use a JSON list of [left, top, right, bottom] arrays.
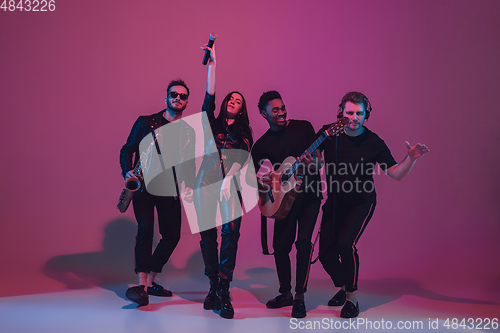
[[167, 91, 189, 101]]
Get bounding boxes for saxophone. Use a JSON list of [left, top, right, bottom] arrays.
[[117, 133, 159, 213]]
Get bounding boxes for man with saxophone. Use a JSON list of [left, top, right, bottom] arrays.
[[119, 79, 195, 306]]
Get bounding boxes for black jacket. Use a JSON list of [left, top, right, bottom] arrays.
[[120, 110, 195, 191]]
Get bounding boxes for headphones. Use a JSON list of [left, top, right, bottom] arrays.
[[337, 92, 372, 120]]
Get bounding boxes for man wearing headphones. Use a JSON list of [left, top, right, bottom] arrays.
[[317, 92, 429, 318]]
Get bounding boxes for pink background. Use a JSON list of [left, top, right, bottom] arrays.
[[1, 0, 499, 301]]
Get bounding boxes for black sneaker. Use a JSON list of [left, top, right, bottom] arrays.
[[328, 289, 347, 306], [147, 282, 173, 297], [266, 294, 294, 309], [126, 285, 149, 305]]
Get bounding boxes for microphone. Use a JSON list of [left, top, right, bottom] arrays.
[[202, 33, 217, 65]]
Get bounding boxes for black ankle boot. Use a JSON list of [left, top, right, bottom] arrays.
[[203, 280, 218, 310], [215, 279, 234, 319]]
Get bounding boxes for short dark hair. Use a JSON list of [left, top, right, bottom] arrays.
[[167, 79, 190, 96], [338, 91, 372, 120], [258, 90, 282, 112]]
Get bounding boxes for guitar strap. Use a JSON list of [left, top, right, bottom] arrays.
[[260, 210, 321, 262], [260, 214, 273, 255], [150, 121, 181, 199], [311, 133, 339, 264], [310, 227, 321, 264]]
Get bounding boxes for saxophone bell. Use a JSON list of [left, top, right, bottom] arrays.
[[125, 177, 141, 191], [117, 176, 142, 213]]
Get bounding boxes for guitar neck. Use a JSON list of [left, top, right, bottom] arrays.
[[289, 131, 328, 174], [307, 132, 328, 155]]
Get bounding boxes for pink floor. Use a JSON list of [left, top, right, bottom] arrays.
[[1, 272, 498, 333]]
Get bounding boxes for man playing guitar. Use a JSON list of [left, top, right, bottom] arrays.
[[251, 90, 323, 318]]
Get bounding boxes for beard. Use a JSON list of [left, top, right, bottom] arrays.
[[167, 100, 187, 113]]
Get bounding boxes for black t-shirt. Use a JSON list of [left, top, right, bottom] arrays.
[[251, 119, 322, 198], [317, 125, 397, 197]]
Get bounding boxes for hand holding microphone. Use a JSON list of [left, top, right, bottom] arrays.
[[202, 33, 217, 65]]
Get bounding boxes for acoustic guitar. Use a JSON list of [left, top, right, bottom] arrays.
[[258, 117, 348, 219]]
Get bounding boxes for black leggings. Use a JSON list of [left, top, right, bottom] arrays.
[[194, 157, 242, 282], [319, 195, 376, 292]]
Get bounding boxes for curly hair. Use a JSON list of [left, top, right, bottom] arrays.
[[258, 90, 282, 112]]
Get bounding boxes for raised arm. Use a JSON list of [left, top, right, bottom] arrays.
[[200, 43, 217, 124], [386, 141, 430, 181], [202, 43, 216, 95]]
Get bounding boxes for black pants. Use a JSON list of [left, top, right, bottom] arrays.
[[194, 162, 242, 282], [198, 218, 241, 282], [273, 193, 320, 294], [132, 191, 181, 274], [319, 195, 376, 292]]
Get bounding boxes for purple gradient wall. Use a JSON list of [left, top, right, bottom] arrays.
[[1, 0, 499, 299]]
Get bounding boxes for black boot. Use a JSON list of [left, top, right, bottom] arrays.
[[215, 279, 234, 319], [203, 280, 218, 310]]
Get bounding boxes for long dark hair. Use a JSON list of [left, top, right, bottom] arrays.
[[214, 91, 252, 137]]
